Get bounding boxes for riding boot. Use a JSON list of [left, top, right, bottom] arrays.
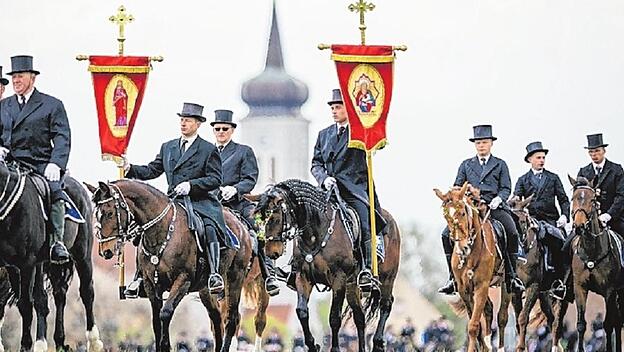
[[438, 254, 457, 295], [357, 240, 375, 291], [208, 241, 224, 294], [258, 240, 280, 296], [50, 200, 70, 264]]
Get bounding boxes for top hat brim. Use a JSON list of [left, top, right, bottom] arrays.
[[584, 144, 609, 150], [469, 136, 497, 142], [210, 121, 237, 127], [327, 100, 344, 106], [0, 78, 8, 86], [177, 113, 206, 122], [524, 149, 549, 162], [6, 69, 40, 76]]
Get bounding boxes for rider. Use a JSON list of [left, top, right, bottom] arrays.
[[438, 124, 525, 295], [210, 109, 279, 296], [0, 55, 71, 264], [124, 102, 227, 295], [577, 133, 624, 236], [514, 141, 570, 299], [310, 88, 386, 291], [0, 66, 8, 99]]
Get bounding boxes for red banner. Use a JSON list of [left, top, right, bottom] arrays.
[[331, 45, 394, 151], [88, 56, 151, 162]]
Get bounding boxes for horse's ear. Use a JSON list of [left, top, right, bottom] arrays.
[[460, 182, 469, 196], [433, 188, 447, 201], [98, 181, 111, 195], [507, 195, 519, 208], [568, 174, 577, 187], [83, 182, 97, 194], [520, 194, 534, 209], [244, 193, 261, 202]]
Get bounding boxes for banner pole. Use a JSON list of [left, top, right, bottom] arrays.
[[366, 151, 379, 277], [117, 165, 126, 300]]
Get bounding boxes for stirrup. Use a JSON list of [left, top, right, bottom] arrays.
[[438, 279, 457, 295], [124, 278, 143, 299], [50, 242, 70, 265], [265, 277, 280, 297], [511, 277, 526, 293], [208, 274, 225, 294], [549, 280, 567, 301], [357, 269, 378, 292]]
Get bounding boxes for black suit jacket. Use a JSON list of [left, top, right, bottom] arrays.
[[0, 89, 71, 170], [577, 159, 624, 222], [219, 141, 258, 215], [126, 136, 227, 233], [514, 169, 570, 223], [454, 155, 511, 204]]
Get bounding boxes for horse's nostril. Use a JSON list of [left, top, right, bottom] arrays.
[[103, 250, 113, 260]]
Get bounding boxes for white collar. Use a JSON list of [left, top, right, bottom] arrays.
[[18, 87, 35, 104], [217, 140, 231, 149], [477, 154, 491, 164], [593, 160, 606, 170], [181, 133, 199, 148], [336, 122, 349, 129], [531, 168, 544, 175]]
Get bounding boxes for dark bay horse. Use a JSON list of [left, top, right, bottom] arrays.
[[563, 176, 624, 352], [435, 183, 501, 352], [0, 163, 101, 352], [251, 179, 401, 352], [87, 180, 269, 352]]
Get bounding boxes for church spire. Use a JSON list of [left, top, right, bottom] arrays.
[[265, 1, 284, 69]]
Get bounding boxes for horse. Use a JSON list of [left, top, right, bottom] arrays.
[[434, 182, 502, 352], [563, 176, 624, 352], [506, 195, 557, 351], [250, 179, 401, 352], [87, 179, 269, 352], [0, 162, 102, 352]]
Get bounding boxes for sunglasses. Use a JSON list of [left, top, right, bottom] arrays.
[[214, 127, 231, 132]]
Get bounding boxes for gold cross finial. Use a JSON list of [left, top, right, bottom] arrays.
[[109, 5, 134, 55], [348, 0, 375, 45]]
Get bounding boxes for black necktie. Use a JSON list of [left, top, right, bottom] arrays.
[[338, 126, 346, 139], [480, 157, 487, 168], [180, 139, 188, 154], [537, 172, 543, 179], [596, 166, 602, 179], [18, 95, 25, 111], [218, 145, 224, 153]]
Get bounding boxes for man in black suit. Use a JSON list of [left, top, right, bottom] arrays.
[[577, 133, 624, 236], [124, 102, 227, 295], [310, 89, 386, 290], [514, 141, 569, 299], [0, 55, 71, 264], [210, 109, 279, 296], [438, 125, 525, 295]]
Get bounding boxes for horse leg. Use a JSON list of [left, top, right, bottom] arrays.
[[497, 287, 512, 351], [32, 264, 49, 352], [0, 274, 8, 352], [253, 280, 270, 352], [145, 282, 163, 352], [551, 300, 569, 352], [16, 265, 35, 351], [516, 285, 539, 352], [160, 274, 191, 352], [480, 296, 493, 351], [295, 276, 318, 352], [329, 283, 346, 352], [538, 292, 556, 328], [74, 257, 103, 352], [575, 286, 588, 352], [372, 286, 395, 352], [346, 282, 366, 352], [221, 278, 244, 352], [604, 292, 617, 352], [468, 285, 489, 352], [200, 288, 223, 352]]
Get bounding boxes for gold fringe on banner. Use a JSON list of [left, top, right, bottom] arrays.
[[88, 65, 151, 73], [331, 54, 394, 63]]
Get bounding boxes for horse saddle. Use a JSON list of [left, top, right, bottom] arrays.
[[180, 197, 239, 254], [339, 205, 386, 263], [608, 230, 624, 270], [537, 221, 566, 242], [28, 173, 85, 224]]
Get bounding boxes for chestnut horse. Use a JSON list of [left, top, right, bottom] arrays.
[[87, 180, 270, 352], [434, 183, 502, 352], [251, 179, 401, 352]]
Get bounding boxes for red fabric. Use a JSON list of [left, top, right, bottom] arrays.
[[88, 56, 150, 158], [331, 46, 394, 151]]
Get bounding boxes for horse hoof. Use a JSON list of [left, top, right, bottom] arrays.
[[87, 325, 105, 352], [33, 339, 48, 352]]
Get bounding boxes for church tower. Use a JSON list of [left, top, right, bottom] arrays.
[[239, 2, 310, 189]]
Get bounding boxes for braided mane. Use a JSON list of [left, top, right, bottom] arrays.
[[274, 179, 330, 229]]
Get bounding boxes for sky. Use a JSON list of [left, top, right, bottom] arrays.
[[2, 0, 624, 234]]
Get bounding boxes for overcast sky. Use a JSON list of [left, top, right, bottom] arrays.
[[2, 0, 624, 233]]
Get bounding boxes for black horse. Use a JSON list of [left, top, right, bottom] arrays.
[[0, 163, 102, 352]]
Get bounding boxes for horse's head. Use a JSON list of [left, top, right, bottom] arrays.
[[434, 182, 481, 250], [85, 181, 134, 260], [568, 175, 602, 236], [508, 195, 534, 236], [248, 186, 293, 260]]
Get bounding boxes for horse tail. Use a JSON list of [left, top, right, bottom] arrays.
[[241, 274, 262, 309], [363, 290, 381, 323], [0, 267, 17, 306], [45, 260, 75, 293], [449, 298, 468, 317]]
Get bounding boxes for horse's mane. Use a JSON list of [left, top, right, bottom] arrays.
[[274, 179, 329, 229]]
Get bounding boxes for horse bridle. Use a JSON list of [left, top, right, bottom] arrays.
[[260, 189, 300, 244], [571, 185, 603, 237]]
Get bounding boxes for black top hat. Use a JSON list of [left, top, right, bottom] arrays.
[[585, 133, 608, 149], [0, 67, 8, 86], [327, 88, 344, 105], [210, 109, 237, 127], [177, 102, 206, 122], [524, 141, 549, 162], [6, 55, 40, 75], [469, 124, 497, 142]]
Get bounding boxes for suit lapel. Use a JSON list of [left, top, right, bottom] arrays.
[[480, 157, 497, 181], [14, 90, 43, 128], [535, 171, 549, 198], [595, 161, 612, 188], [174, 138, 199, 170], [221, 141, 237, 166], [467, 157, 482, 178]]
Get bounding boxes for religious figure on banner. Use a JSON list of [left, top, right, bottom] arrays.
[[355, 77, 376, 113], [112, 80, 128, 126]]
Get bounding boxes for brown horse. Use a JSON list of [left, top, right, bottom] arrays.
[[506, 196, 557, 351], [561, 176, 624, 352], [86, 180, 269, 352], [250, 179, 401, 352], [434, 183, 502, 352]]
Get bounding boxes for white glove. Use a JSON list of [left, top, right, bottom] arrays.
[[44, 163, 61, 182], [220, 185, 237, 201], [121, 156, 130, 172], [0, 147, 9, 161], [323, 177, 337, 190], [599, 213, 612, 226], [174, 182, 191, 196], [556, 215, 567, 228], [489, 196, 503, 210]]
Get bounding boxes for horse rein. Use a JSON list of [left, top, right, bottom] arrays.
[[571, 185, 603, 238]]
